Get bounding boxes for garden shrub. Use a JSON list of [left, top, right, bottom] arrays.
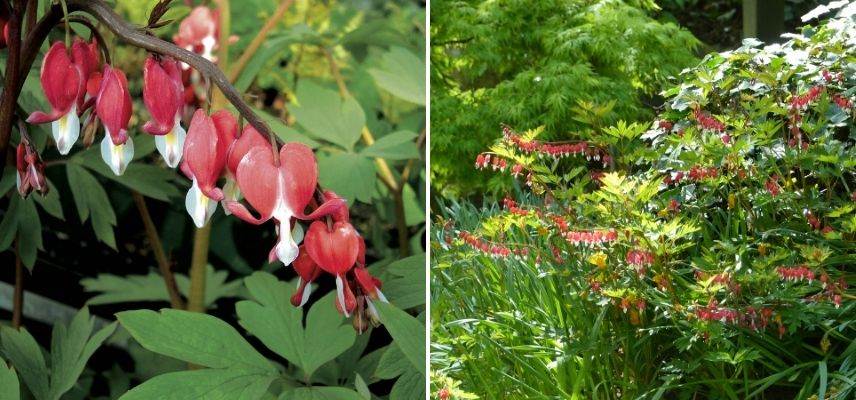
[[430, 0, 699, 197], [432, 4, 856, 399]]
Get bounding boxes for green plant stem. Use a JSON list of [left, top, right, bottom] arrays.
[[187, 223, 212, 313], [227, 0, 294, 82], [132, 191, 185, 310], [12, 238, 24, 329]]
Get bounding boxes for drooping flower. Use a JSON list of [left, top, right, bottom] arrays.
[[225, 142, 345, 265], [304, 219, 361, 316], [173, 6, 219, 63], [96, 65, 134, 175], [27, 42, 85, 155], [221, 123, 271, 209], [181, 109, 236, 227], [71, 38, 101, 105], [143, 55, 186, 167], [290, 245, 322, 307], [16, 138, 47, 198]]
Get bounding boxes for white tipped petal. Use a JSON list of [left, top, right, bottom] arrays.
[[292, 223, 304, 245], [100, 134, 134, 176], [220, 178, 241, 215], [376, 288, 388, 303], [185, 179, 217, 228], [298, 279, 313, 307], [155, 122, 186, 168], [52, 106, 80, 155], [274, 218, 299, 265], [15, 171, 22, 193], [335, 274, 350, 318]]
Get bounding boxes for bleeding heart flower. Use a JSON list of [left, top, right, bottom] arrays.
[[16, 138, 47, 198], [173, 6, 219, 63], [305, 220, 361, 316], [323, 190, 350, 223], [290, 245, 322, 307], [181, 109, 236, 227], [353, 266, 386, 303], [27, 42, 85, 155], [221, 124, 271, 211], [71, 38, 101, 106], [96, 65, 134, 175], [225, 142, 345, 266], [143, 55, 186, 167]]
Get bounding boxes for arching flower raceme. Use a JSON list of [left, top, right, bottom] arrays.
[[290, 245, 322, 307], [96, 65, 134, 175], [16, 138, 47, 198], [173, 6, 219, 63], [221, 124, 270, 210], [143, 55, 186, 167], [305, 219, 361, 316], [225, 142, 345, 266], [181, 109, 236, 227], [27, 42, 85, 155]]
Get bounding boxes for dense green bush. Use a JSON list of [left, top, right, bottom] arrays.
[[430, 0, 699, 197], [432, 4, 855, 399]]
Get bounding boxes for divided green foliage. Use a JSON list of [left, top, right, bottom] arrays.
[[0, 308, 116, 400], [431, 0, 700, 196], [432, 5, 856, 399]]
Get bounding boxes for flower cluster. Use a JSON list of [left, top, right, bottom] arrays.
[[662, 165, 719, 185], [501, 125, 610, 165], [692, 109, 725, 133], [17, 10, 380, 331], [473, 153, 507, 171], [790, 85, 824, 111], [765, 175, 781, 196], [563, 230, 617, 247], [776, 265, 815, 283], [458, 231, 528, 258], [502, 197, 531, 216], [626, 249, 654, 266]]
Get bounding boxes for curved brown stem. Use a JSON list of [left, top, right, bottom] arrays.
[[0, 0, 25, 177], [132, 192, 185, 309], [61, 0, 277, 158]]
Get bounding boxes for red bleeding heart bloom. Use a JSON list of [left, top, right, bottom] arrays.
[[143, 55, 186, 167], [290, 245, 323, 307], [15, 138, 47, 198], [225, 142, 345, 265], [304, 220, 363, 316], [96, 65, 134, 175], [173, 6, 219, 62], [221, 124, 271, 209], [27, 42, 86, 155], [181, 109, 237, 227]]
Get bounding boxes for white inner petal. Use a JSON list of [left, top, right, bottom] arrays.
[[52, 105, 80, 155], [274, 217, 299, 265], [155, 121, 186, 168], [335, 274, 350, 318], [298, 279, 313, 307], [185, 179, 217, 228], [100, 134, 134, 176]]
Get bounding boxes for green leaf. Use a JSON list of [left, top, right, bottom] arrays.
[[360, 131, 419, 160], [236, 272, 356, 380], [389, 370, 425, 400], [82, 266, 242, 307], [368, 47, 426, 106], [0, 327, 49, 400], [66, 163, 117, 249], [15, 197, 43, 270], [77, 153, 181, 202], [381, 254, 426, 309], [281, 387, 364, 400], [354, 373, 371, 399], [32, 180, 64, 220], [291, 81, 365, 150], [117, 309, 275, 374], [317, 153, 376, 204], [402, 184, 424, 227], [47, 308, 117, 400], [250, 107, 319, 148], [0, 360, 19, 400], [0, 194, 20, 252], [119, 368, 275, 400], [374, 345, 409, 380], [0, 168, 16, 196], [373, 302, 425, 375]]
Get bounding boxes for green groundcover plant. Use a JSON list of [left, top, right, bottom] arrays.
[[432, 3, 855, 399], [431, 0, 700, 197], [1, 0, 425, 399]]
